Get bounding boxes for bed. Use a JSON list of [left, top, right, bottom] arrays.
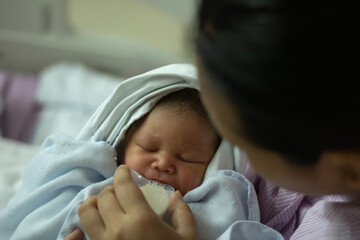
[[0, 0, 195, 210]]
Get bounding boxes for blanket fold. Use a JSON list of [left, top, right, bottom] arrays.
[[0, 133, 117, 240], [0, 64, 283, 240]]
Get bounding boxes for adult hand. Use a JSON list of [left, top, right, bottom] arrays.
[[77, 165, 199, 240]]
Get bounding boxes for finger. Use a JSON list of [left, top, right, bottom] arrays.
[[169, 191, 199, 240], [113, 165, 152, 214], [78, 196, 105, 239], [97, 186, 124, 227], [64, 229, 83, 240]]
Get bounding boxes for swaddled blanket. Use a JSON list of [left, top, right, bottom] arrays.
[[0, 64, 283, 240]]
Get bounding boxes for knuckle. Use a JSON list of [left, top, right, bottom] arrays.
[[78, 196, 96, 214], [98, 186, 114, 197]]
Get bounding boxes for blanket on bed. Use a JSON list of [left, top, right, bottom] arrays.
[[0, 64, 283, 240]]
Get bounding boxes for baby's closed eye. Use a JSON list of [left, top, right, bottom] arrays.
[[178, 155, 206, 164], [138, 144, 158, 153]]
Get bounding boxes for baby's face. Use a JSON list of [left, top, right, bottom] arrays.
[[122, 107, 218, 195]]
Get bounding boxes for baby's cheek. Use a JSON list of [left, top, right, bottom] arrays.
[[124, 156, 145, 173], [181, 169, 205, 192]]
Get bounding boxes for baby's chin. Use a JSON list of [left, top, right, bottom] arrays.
[[178, 187, 192, 196]]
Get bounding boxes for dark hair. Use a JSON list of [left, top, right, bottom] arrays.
[[156, 88, 208, 119], [155, 88, 221, 146], [195, 0, 360, 165]]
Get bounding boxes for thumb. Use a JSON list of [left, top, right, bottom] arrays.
[[168, 191, 199, 240]]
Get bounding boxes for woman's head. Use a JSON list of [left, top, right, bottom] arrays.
[[195, 0, 360, 194]]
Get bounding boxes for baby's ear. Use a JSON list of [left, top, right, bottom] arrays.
[[325, 150, 360, 191]]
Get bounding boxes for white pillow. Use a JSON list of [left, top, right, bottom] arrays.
[[30, 62, 124, 145]]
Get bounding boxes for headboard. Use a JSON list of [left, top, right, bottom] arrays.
[[0, 0, 196, 77]]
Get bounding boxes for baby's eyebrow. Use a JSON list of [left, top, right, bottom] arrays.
[[182, 142, 202, 150], [141, 132, 161, 142]]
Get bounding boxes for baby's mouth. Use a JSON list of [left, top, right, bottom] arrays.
[[148, 178, 179, 192], [148, 178, 168, 185]]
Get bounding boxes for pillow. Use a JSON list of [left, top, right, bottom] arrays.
[[30, 62, 124, 145]]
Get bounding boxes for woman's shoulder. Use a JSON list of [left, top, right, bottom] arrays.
[[254, 175, 360, 239], [290, 194, 360, 239]]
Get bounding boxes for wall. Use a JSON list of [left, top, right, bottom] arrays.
[[67, 0, 196, 61], [0, 0, 196, 75]]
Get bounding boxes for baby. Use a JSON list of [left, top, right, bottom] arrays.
[[117, 87, 221, 195], [73, 88, 285, 240]]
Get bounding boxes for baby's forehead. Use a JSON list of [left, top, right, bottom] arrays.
[[158, 104, 219, 130], [151, 106, 216, 133], [147, 110, 219, 144], [151, 104, 208, 123]]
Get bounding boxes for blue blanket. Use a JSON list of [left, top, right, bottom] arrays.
[[0, 64, 283, 240]]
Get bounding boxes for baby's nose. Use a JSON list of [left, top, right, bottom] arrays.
[[152, 154, 175, 173]]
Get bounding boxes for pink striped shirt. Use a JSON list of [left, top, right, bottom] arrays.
[[245, 165, 360, 239]]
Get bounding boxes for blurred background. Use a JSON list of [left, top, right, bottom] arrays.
[[0, 0, 196, 76], [0, 0, 198, 208], [0, 0, 197, 145]]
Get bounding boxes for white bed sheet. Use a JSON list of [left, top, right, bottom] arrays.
[[0, 137, 39, 210]]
